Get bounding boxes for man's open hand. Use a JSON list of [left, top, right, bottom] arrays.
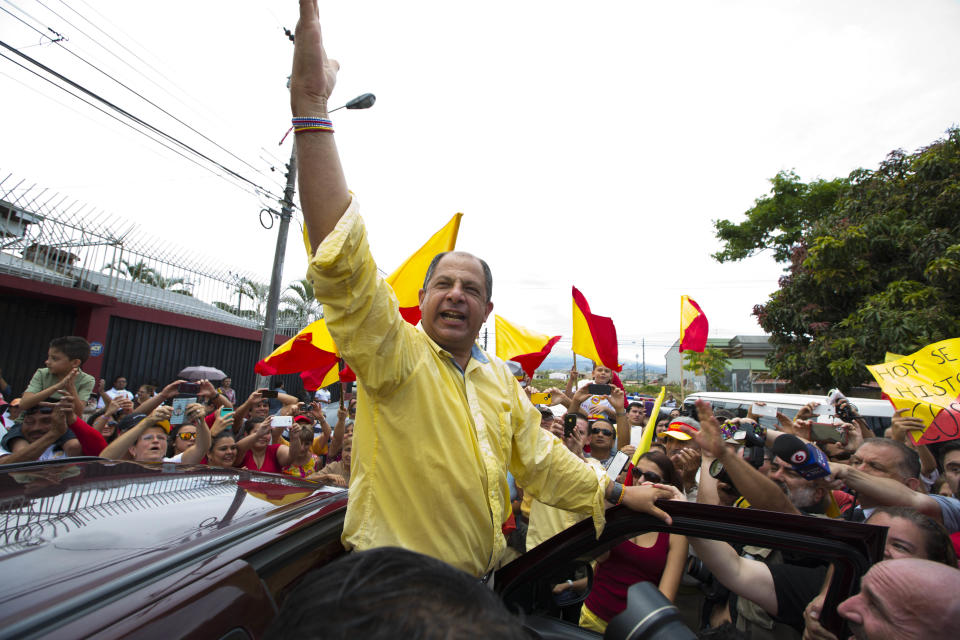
[[620, 483, 679, 525]]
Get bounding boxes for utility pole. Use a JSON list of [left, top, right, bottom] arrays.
[[255, 142, 297, 389], [642, 337, 647, 384]]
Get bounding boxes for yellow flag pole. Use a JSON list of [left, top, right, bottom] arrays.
[[631, 386, 666, 466]]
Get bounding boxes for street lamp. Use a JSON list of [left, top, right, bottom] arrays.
[[255, 93, 376, 390]]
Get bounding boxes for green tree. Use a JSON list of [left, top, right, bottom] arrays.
[[103, 259, 192, 295], [714, 127, 960, 391], [683, 347, 731, 391]]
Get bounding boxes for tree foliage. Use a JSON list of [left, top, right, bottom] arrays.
[[714, 128, 960, 391], [683, 347, 731, 391]]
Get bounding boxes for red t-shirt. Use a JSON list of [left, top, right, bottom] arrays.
[[584, 531, 670, 622], [241, 443, 282, 473]]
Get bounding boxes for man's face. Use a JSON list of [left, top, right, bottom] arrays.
[[252, 401, 270, 419], [129, 426, 167, 462], [137, 386, 152, 403], [44, 348, 76, 376], [661, 435, 686, 457], [222, 378, 232, 388], [769, 456, 821, 510], [838, 563, 922, 640], [418, 253, 493, 357], [627, 405, 645, 425], [851, 443, 908, 483], [21, 410, 54, 442], [942, 450, 960, 496], [589, 420, 614, 450], [114, 377, 127, 390]]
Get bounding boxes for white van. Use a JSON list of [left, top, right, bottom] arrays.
[[681, 391, 895, 435]]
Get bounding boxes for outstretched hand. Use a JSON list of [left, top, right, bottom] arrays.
[[291, 0, 339, 115], [620, 483, 679, 525]]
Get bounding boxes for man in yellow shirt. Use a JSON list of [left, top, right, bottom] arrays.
[[290, 0, 675, 577]]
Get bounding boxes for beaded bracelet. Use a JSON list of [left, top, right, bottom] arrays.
[[292, 116, 334, 133], [617, 483, 626, 505]]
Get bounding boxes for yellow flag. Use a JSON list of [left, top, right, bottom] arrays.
[[386, 213, 463, 310], [631, 387, 667, 466]]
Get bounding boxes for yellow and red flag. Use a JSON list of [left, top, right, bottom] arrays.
[[386, 213, 462, 325], [679, 295, 709, 353], [571, 286, 621, 371], [255, 318, 342, 391], [261, 213, 463, 390], [494, 315, 560, 378]]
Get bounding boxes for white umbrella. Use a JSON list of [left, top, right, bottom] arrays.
[[178, 366, 227, 381]]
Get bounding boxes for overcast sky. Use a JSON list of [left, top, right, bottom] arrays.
[[2, 0, 958, 365]]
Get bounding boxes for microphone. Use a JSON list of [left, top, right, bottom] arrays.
[[772, 433, 831, 481]]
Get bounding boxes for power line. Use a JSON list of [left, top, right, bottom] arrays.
[[3, 3, 284, 195], [0, 49, 271, 200], [0, 34, 284, 202]]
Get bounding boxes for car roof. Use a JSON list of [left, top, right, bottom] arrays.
[[0, 459, 347, 637], [683, 391, 895, 418]]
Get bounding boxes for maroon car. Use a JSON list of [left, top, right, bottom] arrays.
[[0, 458, 885, 639]]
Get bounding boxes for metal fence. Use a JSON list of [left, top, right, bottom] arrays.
[[0, 172, 318, 334]]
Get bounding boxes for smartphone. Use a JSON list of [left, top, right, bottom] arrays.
[[170, 396, 196, 425], [219, 407, 234, 418], [813, 403, 832, 416], [587, 384, 612, 395], [260, 389, 278, 399], [272, 415, 293, 427], [606, 450, 630, 481], [178, 382, 201, 394], [750, 403, 777, 418], [563, 413, 578, 438], [811, 422, 842, 443], [530, 392, 552, 404]]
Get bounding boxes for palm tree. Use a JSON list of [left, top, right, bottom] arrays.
[[281, 278, 322, 328], [103, 259, 160, 283]]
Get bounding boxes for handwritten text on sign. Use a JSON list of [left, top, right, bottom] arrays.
[[866, 337, 960, 445]]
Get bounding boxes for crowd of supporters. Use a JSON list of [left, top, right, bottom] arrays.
[[2, 333, 959, 639]]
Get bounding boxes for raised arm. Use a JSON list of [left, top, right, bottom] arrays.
[[688, 537, 778, 614], [611, 387, 630, 448], [135, 380, 184, 415], [100, 405, 173, 460], [179, 404, 212, 465], [291, 0, 350, 251], [0, 401, 69, 463], [234, 418, 271, 466], [683, 400, 800, 514]]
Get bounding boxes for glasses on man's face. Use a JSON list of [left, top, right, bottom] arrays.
[[590, 427, 614, 437], [632, 468, 663, 484], [177, 432, 197, 441]]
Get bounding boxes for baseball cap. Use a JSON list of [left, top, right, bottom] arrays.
[[294, 415, 313, 424], [660, 416, 700, 441]]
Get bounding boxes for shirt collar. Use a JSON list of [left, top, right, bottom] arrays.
[[421, 328, 488, 372]]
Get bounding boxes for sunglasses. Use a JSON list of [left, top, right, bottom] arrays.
[[631, 469, 663, 484], [177, 432, 197, 441], [590, 427, 614, 437]]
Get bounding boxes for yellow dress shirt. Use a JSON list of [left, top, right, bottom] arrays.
[[525, 457, 606, 552], [307, 196, 610, 576]]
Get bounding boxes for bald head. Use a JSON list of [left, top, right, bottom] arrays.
[[838, 558, 960, 639]]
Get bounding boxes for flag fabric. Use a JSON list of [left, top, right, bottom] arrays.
[[631, 386, 666, 466], [386, 213, 463, 325], [255, 319, 342, 391], [679, 295, 709, 353], [571, 286, 621, 371], [262, 213, 464, 390], [494, 315, 561, 378]]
